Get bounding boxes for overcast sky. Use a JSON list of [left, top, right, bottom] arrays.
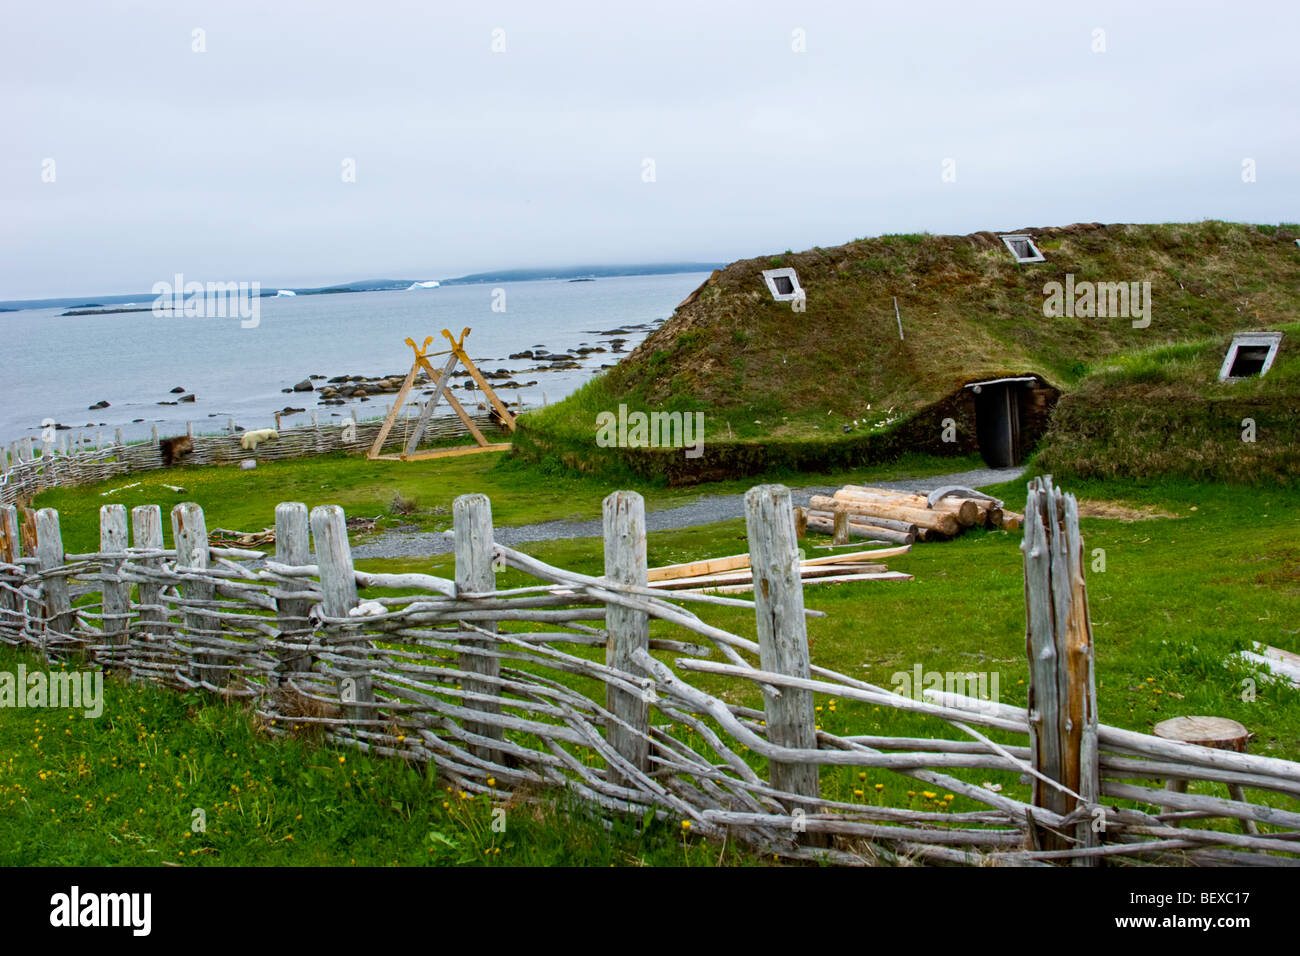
[[3, 0, 1297, 298]]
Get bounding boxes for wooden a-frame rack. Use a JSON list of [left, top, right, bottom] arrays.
[[367, 328, 516, 462]]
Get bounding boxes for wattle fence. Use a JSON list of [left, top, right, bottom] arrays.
[[0, 409, 506, 508], [1, 478, 1297, 866]]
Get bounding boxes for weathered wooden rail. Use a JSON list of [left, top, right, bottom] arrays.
[[0, 410, 506, 507], [0, 477, 1296, 865]]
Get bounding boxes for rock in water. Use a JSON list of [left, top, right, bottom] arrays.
[[293, 379, 314, 392]]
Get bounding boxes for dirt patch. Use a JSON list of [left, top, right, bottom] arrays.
[[1255, 548, 1300, 591], [1075, 500, 1182, 522]]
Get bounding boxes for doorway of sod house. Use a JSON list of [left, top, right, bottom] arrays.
[[971, 380, 1022, 467]]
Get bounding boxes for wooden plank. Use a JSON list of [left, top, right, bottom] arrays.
[[454, 493, 504, 763], [802, 545, 910, 565], [397, 443, 512, 462], [99, 504, 130, 651], [647, 552, 753, 582], [693, 571, 913, 594], [603, 490, 650, 785], [744, 484, 821, 821], [650, 545, 908, 583], [649, 562, 888, 591]]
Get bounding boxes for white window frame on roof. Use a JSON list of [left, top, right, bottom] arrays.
[[1218, 331, 1283, 381], [761, 267, 804, 302], [1000, 234, 1046, 264]]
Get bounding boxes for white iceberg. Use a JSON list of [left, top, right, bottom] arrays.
[[276, 289, 297, 297], [406, 280, 440, 290]]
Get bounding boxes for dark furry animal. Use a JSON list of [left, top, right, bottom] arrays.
[[160, 435, 195, 467]]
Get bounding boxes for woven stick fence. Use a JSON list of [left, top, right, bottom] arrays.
[[0, 410, 506, 508], [0, 478, 1297, 866]]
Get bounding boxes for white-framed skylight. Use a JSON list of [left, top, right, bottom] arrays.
[[1000, 234, 1046, 264], [1218, 331, 1283, 381], [761, 267, 804, 302]]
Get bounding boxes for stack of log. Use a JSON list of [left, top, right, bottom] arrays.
[[797, 484, 1023, 544], [647, 546, 912, 594]]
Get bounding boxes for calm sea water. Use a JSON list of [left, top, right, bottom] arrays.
[[3, 273, 706, 446]]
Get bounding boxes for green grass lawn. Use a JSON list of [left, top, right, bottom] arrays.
[[9, 454, 1300, 864], [353, 472, 1300, 826], [0, 645, 768, 867]]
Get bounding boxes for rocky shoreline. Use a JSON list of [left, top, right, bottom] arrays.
[[17, 321, 661, 438], [279, 323, 654, 408]]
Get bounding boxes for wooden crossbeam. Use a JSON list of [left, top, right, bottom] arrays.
[[405, 351, 461, 456], [366, 328, 516, 462], [454, 347, 517, 432], [366, 355, 423, 459]]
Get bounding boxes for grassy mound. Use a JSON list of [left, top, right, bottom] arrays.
[[1037, 322, 1300, 486], [515, 221, 1300, 483]]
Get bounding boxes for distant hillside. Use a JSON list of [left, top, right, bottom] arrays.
[[0, 263, 723, 311], [514, 221, 1300, 484], [438, 263, 723, 285]]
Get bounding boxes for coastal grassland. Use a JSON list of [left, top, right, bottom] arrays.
[[29, 447, 983, 554], [0, 647, 763, 866], [13, 457, 1300, 861], [1037, 322, 1300, 486]]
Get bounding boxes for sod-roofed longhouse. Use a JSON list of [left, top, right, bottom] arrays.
[[513, 221, 1300, 484]]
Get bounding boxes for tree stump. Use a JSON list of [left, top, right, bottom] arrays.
[[1153, 716, 1257, 835]]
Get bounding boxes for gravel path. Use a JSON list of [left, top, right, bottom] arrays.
[[351, 465, 1027, 559]]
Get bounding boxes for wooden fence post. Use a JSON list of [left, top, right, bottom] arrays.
[[130, 506, 166, 657], [311, 505, 371, 721], [603, 490, 650, 787], [35, 508, 73, 655], [453, 493, 504, 763], [744, 484, 821, 819], [0, 505, 20, 641], [171, 502, 219, 688], [274, 502, 313, 681], [1022, 475, 1099, 861], [99, 504, 130, 658]]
